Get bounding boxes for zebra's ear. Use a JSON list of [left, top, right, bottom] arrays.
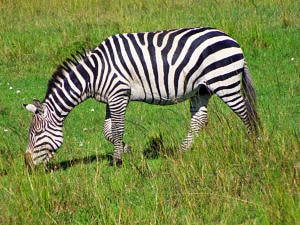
[[23, 104, 38, 114], [23, 99, 44, 115], [33, 99, 44, 114]]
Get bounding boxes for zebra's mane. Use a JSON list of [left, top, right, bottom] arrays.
[[45, 49, 89, 99]]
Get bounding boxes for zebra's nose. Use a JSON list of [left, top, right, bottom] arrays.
[[24, 152, 36, 170]]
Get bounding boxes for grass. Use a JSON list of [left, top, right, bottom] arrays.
[[0, 0, 299, 224]]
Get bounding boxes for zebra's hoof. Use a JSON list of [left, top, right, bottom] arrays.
[[109, 159, 123, 167]]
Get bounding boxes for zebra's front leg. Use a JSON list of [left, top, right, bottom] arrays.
[[107, 97, 129, 166], [181, 94, 210, 150], [103, 105, 131, 153]]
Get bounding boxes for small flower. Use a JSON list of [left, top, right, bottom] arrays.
[[3, 129, 8, 132], [9, 86, 13, 90], [16, 90, 21, 94], [90, 108, 95, 112], [290, 57, 294, 61], [83, 128, 88, 131], [79, 142, 84, 147]]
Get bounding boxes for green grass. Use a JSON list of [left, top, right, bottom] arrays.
[[0, 0, 299, 224]]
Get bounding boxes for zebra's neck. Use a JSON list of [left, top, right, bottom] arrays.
[[43, 50, 101, 122], [43, 93, 82, 123]]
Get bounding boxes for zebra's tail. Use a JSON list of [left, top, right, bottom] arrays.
[[242, 62, 260, 135]]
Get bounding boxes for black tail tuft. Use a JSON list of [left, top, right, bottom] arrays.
[[242, 63, 260, 135]]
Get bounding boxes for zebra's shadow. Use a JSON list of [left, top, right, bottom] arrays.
[[43, 135, 176, 173], [143, 134, 178, 159], [46, 154, 112, 172]]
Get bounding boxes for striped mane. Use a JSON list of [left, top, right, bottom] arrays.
[[44, 50, 89, 99]]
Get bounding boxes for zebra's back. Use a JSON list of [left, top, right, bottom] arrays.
[[94, 27, 244, 105]]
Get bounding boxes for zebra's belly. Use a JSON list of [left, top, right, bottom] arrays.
[[130, 85, 195, 105], [133, 95, 189, 105]]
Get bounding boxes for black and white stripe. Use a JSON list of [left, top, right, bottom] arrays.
[[24, 27, 259, 166]]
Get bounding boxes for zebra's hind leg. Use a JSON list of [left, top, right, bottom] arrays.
[[103, 105, 131, 153], [216, 90, 252, 134], [181, 92, 211, 150]]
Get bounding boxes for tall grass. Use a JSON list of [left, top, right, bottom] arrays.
[[0, 0, 299, 224]]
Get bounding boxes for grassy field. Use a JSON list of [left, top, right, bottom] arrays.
[[0, 0, 299, 224]]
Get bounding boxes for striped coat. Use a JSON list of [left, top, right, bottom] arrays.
[[24, 27, 259, 166]]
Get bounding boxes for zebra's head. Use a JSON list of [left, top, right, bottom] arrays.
[[24, 99, 63, 166]]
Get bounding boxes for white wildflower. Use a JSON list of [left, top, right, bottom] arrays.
[[3, 129, 8, 132], [9, 86, 13, 90], [79, 142, 84, 147], [90, 108, 95, 112], [16, 90, 21, 94], [290, 57, 294, 61], [83, 128, 88, 131]]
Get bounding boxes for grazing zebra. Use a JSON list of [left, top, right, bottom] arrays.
[[24, 27, 259, 166]]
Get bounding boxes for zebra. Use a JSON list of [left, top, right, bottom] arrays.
[[24, 27, 259, 167]]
